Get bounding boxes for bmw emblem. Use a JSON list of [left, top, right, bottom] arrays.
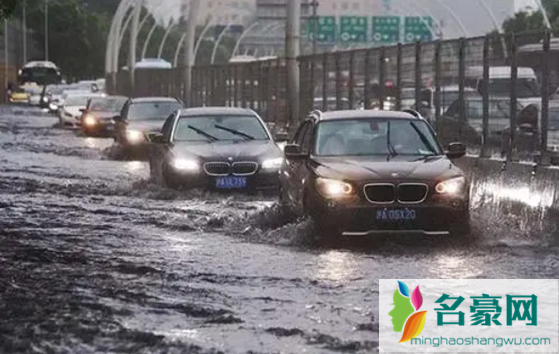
[[228, 157, 233, 161], [391, 173, 398, 177]]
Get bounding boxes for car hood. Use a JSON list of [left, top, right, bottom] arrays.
[[172, 140, 282, 160], [64, 106, 84, 116], [89, 111, 117, 120], [127, 119, 166, 132], [312, 155, 460, 181]]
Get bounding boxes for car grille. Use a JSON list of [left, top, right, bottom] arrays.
[[363, 184, 395, 204], [203, 162, 230, 176], [232, 162, 258, 176], [363, 183, 429, 204], [398, 183, 428, 204]]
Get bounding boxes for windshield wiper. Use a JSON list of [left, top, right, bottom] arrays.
[[386, 120, 397, 161], [214, 124, 254, 140], [409, 122, 438, 155], [188, 125, 219, 141]]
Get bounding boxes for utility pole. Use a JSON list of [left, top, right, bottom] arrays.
[[286, 0, 301, 129], [311, 0, 318, 56], [184, 0, 201, 106], [44, 0, 49, 61], [22, 0, 27, 64], [4, 20, 9, 98]]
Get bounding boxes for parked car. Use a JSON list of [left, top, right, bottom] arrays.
[[279, 109, 470, 241], [113, 97, 184, 159], [149, 107, 284, 191], [80, 95, 128, 137]]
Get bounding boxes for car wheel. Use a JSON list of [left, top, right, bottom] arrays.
[[303, 192, 341, 244], [162, 163, 181, 190], [449, 208, 471, 239]]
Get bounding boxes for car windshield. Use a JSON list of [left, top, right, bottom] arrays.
[[128, 101, 182, 120], [173, 115, 269, 142], [315, 118, 442, 157], [89, 97, 126, 112], [549, 108, 559, 130], [464, 100, 522, 119], [64, 96, 90, 106], [480, 78, 540, 98]]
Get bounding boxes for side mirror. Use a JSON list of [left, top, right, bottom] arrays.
[[284, 144, 306, 159], [445, 142, 467, 159], [274, 131, 289, 142], [151, 133, 166, 144]]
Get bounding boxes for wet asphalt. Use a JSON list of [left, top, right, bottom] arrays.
[[0, 106, 558, 354]]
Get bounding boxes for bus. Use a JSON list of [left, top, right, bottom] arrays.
[[17, 61, 62, 86]]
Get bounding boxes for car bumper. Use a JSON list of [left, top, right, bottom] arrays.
[[83, 123, 115, 137], [167, 168, 280, 191], [314, 198, 468, 236]]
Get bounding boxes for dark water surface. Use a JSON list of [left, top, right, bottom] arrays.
[[1, 107, 558, 354]]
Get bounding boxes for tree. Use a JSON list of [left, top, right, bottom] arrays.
[[0, 0, 17, 20]]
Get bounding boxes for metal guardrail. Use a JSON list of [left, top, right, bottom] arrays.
[[110, 29, 559, 166]]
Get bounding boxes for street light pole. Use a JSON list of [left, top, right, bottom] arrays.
[[311, 0, 318, 56], [44, 0, 49, 61], [22, 0, 27, 64]]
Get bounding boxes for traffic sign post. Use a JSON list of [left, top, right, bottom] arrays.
[[371, 16, 400, 45], [305, 16, 336, 43], [404, 16, 434, 43], [339, 16, 368, 43]]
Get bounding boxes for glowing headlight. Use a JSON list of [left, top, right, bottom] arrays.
[[49, 103, 58, 110], [262, 157, 283, 169], [172, 159, 199, 172], [126, 130, 144, 143], [83, 115, 97, 126], [435, 176, 466, 195], [316, 177, 354, 197]]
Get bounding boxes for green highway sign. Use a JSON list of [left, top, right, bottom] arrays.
[[339, 16, 368, 43], [371, 16, 400, 44], [306, 16, 337, 43], [404, 16, 434, 43]]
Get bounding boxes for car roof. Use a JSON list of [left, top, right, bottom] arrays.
[[318, 110, 419, 121], [130, 97, 179, 103], [178, 106, 257, 116]]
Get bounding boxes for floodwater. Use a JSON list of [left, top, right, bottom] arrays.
[[1, 107, 558, 354]]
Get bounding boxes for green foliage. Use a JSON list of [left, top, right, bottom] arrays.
[[0, 0, 17, 20]]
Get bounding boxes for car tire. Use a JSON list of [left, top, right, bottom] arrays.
[[162, 163, 181, 190], [303, 192, 341, 245], [449, 208, 471, 238]]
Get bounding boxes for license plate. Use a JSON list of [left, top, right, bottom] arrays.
[[376, 208, 416, 221], [215, 177, 247, 189]]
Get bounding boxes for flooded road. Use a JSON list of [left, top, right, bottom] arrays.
[[1, 107, 558, 354]]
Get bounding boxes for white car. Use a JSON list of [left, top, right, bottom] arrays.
[[59, 93, 104, 127]]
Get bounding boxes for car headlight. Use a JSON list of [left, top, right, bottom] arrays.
[[262, 157, 283, 169], [83, 115, 97, 126], [172, 158, 199, 172], [316, 177, 354, 197], [42, 97, 48, 102], [435, 176, 466, 195], [49, 103, 58, 110], [126, 130, 144, 143]]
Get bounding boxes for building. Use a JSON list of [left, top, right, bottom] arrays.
[[243, 0, 515, 56]]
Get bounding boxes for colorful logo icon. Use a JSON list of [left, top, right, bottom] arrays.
[[388, 281, 427, 343]]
